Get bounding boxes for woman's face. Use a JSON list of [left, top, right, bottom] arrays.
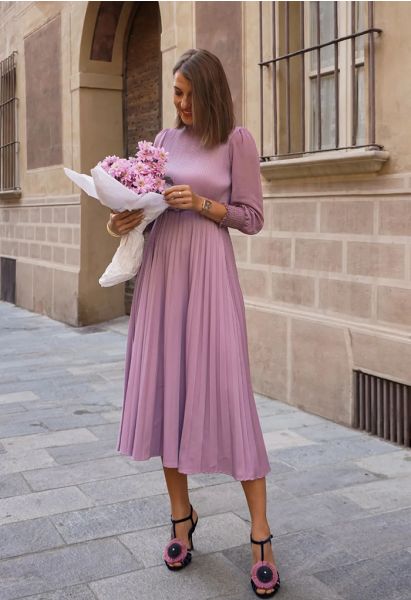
[[173, 71, 193, 126]]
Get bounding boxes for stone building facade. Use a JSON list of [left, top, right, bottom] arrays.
[[0, 1, 410, 433]]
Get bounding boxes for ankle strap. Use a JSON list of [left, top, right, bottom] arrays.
[[171, 503, 193, 524], [250, 533, 273, 562]]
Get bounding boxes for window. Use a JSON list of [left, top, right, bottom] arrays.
[[0, 51, 19, 192], [258, 1, 382, 160]]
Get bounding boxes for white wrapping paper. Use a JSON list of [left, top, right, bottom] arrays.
[[64, 165, 168, 287]]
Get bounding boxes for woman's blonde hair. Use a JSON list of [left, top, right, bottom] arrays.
[[173, 48, 235, 147]]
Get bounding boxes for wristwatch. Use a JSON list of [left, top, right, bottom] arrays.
[[201, 198, 212, 214]]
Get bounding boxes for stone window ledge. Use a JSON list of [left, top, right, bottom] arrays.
[[0, 190, 22, 200], [260, 148, 390, 180]]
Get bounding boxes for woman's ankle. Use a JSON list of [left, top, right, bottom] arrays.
[[170, 501, 192, 518], [251, 520, 271, 538]]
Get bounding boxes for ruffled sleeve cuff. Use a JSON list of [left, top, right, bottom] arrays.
[[218, 203, 250, 231]]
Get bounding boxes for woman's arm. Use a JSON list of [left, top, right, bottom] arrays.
[[163, 185, 228, 224], [217, 127, 264, 235], [194, 195, 228, 224]]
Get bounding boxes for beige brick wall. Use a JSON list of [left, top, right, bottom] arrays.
[[234, 169, 411, 425], [0, 202, 80, 269], [0, 200, 80, 324], [234, 179, 411, 333]]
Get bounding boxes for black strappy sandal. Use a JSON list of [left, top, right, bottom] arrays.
[[163, 503, 198, 571], [250, 532, 281, 597]]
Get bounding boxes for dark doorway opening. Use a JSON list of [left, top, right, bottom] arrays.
[[0, 257, 16, 303], [123, 1, 162, 314]]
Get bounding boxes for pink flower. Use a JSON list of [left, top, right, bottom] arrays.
[[101, 141, 168, 196]]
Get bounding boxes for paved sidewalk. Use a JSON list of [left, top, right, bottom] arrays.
[[0, 300, 410, 600]]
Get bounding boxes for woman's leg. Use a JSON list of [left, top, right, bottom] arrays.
[[162, 461, 198, 568], [241, 477, 277, 596]]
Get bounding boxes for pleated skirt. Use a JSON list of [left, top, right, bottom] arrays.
[[116, 208, 271, 481]]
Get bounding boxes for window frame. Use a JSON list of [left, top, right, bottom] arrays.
[[0, 50, 20, 197], [258, 1, 383, 163]]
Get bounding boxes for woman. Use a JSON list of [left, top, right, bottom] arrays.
[[109, 49, 280, 597]]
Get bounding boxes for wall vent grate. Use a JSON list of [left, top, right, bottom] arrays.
[[353, 370, 410, 448]]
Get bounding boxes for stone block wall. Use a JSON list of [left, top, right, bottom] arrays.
[[232, 170, 411, 425], [0, 201, 80, 323]]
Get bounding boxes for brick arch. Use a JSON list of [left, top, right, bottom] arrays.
[[79, 1, 134, 75]]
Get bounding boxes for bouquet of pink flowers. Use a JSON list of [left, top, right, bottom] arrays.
[[64, 141, 169, 287], [100, 141, 168, 195]]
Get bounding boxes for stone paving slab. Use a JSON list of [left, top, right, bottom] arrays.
[[78, 469, 182, 505], [314, 549, 411, 600], [21, 585, 97, 600], [0, 538, 140, 600], [2, 428, 98, 452], [22, 456, 144, 491], [33, 411, 109, 431], [0, 420, 49, 438], [86, 422, 121, 440], [271, 463, 382, 496], [331, 474, 411, 514], [354, 449, 411, 478], [0, 403, 28, 416], [0, 516, 64, 560], [0, 407, 73, 427], [0, 447, 57, 475], [0, 487, 94, 526], [211, 577, 346, 600], [260, 528, 356, 579], [269, 435, 399, 468], [46, 437, 119, 465], [234, 489, 369, 537], [0, 391, 39, 405], [260, 410, 326, 432], [50, 494, 172, 544], [0, 472, 32, 499], [262, 429, 318, 451], [1, 300, 411, 600], [316, 507, 411, 561], [287, 420, 366, 442], [89, 552, 246, 600]]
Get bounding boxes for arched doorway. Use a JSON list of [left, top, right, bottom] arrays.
[[123, 2, 162, 314], [74, 1, 164, 324]]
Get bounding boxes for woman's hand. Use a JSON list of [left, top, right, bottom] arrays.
[[108, 209, 145, 235], [164, 185, 202, 212]]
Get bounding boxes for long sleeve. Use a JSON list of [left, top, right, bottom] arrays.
[[218, 127, 264, 235]]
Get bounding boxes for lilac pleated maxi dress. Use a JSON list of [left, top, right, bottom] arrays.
[[116, 125, 271, 481]]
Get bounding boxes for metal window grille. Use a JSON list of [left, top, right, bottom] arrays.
[[353, 370, 411, 448], [259, 1, 383, 160], [0, 51, 19, 192]]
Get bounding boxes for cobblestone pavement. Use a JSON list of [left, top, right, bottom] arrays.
[[1, 300, 410, 600]]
